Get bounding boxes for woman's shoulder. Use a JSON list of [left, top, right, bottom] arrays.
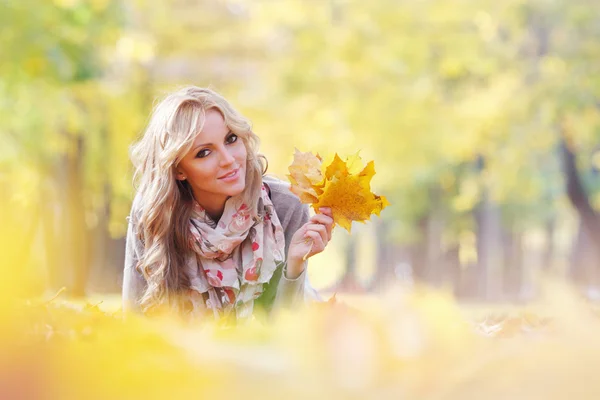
[[263, 175, 299, 205], [262, 175, 308, 225], [128, 191, 144, 226]]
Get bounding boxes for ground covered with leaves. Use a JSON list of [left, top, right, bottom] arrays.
[[5, 280, 600, 400]]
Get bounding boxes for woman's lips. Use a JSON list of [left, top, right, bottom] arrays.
[[219, 168, 240, 181]]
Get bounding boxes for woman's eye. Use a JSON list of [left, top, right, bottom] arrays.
[[196, 149, 210, 158], [195, 134, 236, 158], [226, 133, 238, 144]]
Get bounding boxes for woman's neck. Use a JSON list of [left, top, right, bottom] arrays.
[[193, 192, 231, 223], [204, 207, 224, 223]]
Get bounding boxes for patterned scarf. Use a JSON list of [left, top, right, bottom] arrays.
[[183, 184, 286, 321]]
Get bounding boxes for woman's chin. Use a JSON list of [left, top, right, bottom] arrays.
[[226, 181, 246, 197]]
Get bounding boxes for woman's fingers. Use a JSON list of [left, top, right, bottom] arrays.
[[310, 210, 334, 240], [316, 207, 333, 223], [304, 230, 325, 254], [298, 207, 334, 259], [317, 206, 333, 217], [305, 223, 329, 244], [310, 213, 332, 223]]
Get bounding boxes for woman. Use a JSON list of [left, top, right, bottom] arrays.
[[123, 86, 333, 322]]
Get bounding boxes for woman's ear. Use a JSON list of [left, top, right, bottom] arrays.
[[175, 168, 187, 181]]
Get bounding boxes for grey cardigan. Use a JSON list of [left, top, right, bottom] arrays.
[[122, 175, 321, 315]]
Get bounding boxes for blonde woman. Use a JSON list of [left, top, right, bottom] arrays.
[[123, 86, 333, 322]]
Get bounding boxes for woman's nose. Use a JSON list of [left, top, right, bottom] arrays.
[[219, 148, 235, 166]]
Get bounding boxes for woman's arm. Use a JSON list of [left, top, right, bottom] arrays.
[[272, 202, 310, 310], [273, 200, 334, 309]]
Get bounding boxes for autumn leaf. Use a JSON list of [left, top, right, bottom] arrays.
[[287, 148, 325, 203], [287, 149, 390, 233]]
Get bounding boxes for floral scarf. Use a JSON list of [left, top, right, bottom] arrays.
[[183, 184, 286, 321]]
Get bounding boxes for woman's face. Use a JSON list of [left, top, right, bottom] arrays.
[[176, 108, 247, 212]]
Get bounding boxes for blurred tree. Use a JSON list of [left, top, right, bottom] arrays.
[[242, 0, 600, 297], [4, 0, 600, 299], [0, 0, 127, 296]]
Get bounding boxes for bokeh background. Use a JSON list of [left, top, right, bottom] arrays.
[[3, 0, 600, 304]]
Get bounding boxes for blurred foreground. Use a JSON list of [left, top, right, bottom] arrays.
[[5, 181, 600, 399], [7, 280, 600, 400]]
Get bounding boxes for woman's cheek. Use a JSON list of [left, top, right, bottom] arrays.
[[236, 142, 248, 163]]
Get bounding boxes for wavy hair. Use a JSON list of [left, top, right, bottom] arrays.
[[130, 86, 267, 314]]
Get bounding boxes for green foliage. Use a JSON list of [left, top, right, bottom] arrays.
[[3, 0, 600, 245]]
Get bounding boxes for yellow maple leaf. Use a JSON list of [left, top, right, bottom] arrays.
[[287, 150, 390, 233], [314, 161, 389, 233], [287, 148, 324, 203]]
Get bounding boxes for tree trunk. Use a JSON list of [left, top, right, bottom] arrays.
[[475, 198, 504, 300], [541, 218, 555, 271], [410, 216, 428, 283], [443, 245, 461, 295], [502, 225, 523, 299], [56, 135, 91, 297], [409, 188, 446, 287], [44, 165, 66, 293], [569, 221, 598, 288], [425, 186, 445, 286], [368, 219, 415, 291], [337, 232, 364, 292], [474, 155, 504, 300], [89, 182, 112, 292], [368, 219, 394, 291], [560, 133, 600, 288]]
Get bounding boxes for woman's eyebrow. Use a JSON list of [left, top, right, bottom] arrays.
[[192, 131, 233, 150], [193, 141, 213, 149]]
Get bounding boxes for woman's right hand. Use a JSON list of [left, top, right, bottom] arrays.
[[286, 207, 334, 278]]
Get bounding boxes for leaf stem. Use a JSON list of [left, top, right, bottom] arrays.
[[303, 238, 313, 261]]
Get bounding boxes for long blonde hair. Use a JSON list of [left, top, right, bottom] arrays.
[[130, 86, 267, 314]]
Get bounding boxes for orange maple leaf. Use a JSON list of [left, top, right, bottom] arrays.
[[287, 150, 390, 233]]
